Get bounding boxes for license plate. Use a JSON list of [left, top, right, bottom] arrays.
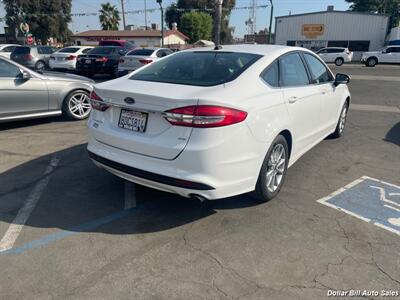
[[85, 59, 91, 64], [57, 57, 64, 61], [118, 109, 148, 133]]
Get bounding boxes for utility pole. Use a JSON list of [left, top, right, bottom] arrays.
[[157, 0, 164, 47], [121, 0, 126, 29], [144, 0, 148, 29], [214, 0, 223, 46], [268, 0, 274, 44]]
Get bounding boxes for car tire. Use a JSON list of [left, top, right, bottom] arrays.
[[335, 57, 344, 66], [254, 135, 289, 202], [366, 57, 377, 67], [330, 101, 349, 138], [62, 90, 91, 121], [35, 60, 45, 72]]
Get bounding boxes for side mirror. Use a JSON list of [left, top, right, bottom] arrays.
[[382, 50, 387, 54], [18, 70, 31, 80], [334, 73, 350, 86]]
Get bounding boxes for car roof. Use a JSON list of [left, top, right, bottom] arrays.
[[183, 44, 309, 56], [0, 44, 20, 47]]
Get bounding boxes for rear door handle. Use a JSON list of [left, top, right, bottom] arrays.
[[288, 96, 298, 104]]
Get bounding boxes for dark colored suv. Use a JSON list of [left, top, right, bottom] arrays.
[[10, 46, 57, 71], [76, 46, 127, 78]]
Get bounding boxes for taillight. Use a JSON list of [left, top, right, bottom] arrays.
[[90, 90, 110, 111], [139, 59, 153, 65], [164, 105, 247, 128], [24, 54, 33, 61], [95, 56, 109, 62], [66, 55, 77, 60]]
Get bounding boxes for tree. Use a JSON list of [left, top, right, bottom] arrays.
[[3, 0, 72, 44], [99, 2, 120, 30], [346, 0, 400, 30], [180, 11, 213, 43], [165, 0, 236, 44]]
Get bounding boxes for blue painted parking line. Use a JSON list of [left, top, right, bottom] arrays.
[[0, 206, 142, 256], [318, 176, 400, 236]]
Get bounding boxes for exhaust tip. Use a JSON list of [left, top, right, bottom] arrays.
[[189, 194, 208, 202]]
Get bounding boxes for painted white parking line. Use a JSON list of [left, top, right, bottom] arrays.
[[350, 75, 400, 82], [0, 158, 59, 252], [350, 104, 400, 113]]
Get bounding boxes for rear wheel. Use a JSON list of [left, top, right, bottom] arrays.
[[254, 135, 289, 202], [366, 57, 377, 67], [62, 90, 91, 120], [335, 57, 344, 66]]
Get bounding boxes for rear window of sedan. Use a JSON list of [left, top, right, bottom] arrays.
[[88, 47, 116, 55], [58, 47, 80, 53], [127, 49, 155, 56], [130, 51, 262, 86]]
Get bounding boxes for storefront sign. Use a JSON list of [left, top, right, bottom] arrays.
[[301, 24, 324, 38]]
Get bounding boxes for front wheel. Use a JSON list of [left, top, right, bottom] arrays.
[[254, 135, 289, 202], [330, 101, 349, 138], [366, 57, 377, 67], [62, 90, 91, 120]]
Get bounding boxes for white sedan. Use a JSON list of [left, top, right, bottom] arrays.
[[87, 45, 351, 201], [49, 46, 93, 71]]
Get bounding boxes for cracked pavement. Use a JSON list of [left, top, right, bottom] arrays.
[[0, 64, 399, 299]]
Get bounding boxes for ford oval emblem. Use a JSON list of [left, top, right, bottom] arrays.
[[124, 97, 135, 104]]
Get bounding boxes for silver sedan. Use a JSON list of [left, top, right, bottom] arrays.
[[0, 56, 94, 122]]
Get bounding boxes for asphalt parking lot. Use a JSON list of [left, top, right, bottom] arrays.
[[0, 64, 399, 299]]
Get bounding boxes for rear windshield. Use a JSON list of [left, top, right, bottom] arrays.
[[58, 47, 80, 53], [88, 47, 116, 55], [100, 41, 121, 46], [127, 49, 155, 56], [13, 47, 30, 54], [130, 51, 262, 86]]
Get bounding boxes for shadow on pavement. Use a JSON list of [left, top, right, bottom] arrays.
[[384, 122, 400, 146], [0, 117, 64, 131], [0, 144, 261, 236]]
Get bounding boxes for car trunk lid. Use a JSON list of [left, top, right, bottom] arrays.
[[91, 79, 206, 160]]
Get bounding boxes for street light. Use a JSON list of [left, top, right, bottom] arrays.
[[157, 0, 164, 47]]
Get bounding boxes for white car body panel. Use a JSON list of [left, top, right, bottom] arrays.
[[87, 45, 350, 200]]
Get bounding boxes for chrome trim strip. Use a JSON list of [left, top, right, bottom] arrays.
[[0, 110, 62, 121]]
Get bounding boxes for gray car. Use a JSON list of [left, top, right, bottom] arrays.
[[0, 56, 94, 122], [10, 45, 57, 71]]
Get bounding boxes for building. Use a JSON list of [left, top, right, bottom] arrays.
[[388, 26, 400, 45], [274, 6, 389, 60], [72, 29, 189, 48]]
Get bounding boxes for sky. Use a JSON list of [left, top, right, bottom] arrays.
[[0, 0, 350, 37]]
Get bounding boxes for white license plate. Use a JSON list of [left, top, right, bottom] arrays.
[[118, 109, 148, 133], [85, 59, 91, 64], [57, 57, 64, 61]]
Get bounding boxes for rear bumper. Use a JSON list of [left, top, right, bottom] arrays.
[[49, 60, 76, 70], [87, 118, 266, 200]]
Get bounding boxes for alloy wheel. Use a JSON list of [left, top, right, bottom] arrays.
[[266, 144, 286, 193], [68, 92, 91, 119], [339, 103, 348, 133]]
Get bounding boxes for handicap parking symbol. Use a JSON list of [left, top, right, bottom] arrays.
[[318, 176, 400, 236]]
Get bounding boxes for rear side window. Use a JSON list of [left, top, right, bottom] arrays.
[[327, 48, 344, 53], [13, 47, 30, 54], [130, 51, 262, 86], [38, 47, 54, 54], [127, 49, 155, 56], [303, 53, 333, 84], [279, 53, 310, 87], [261, 60, 279, 87], [59, 47, 80, 53]]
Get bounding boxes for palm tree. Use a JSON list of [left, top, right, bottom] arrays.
[[99, 2, 120, 30]]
